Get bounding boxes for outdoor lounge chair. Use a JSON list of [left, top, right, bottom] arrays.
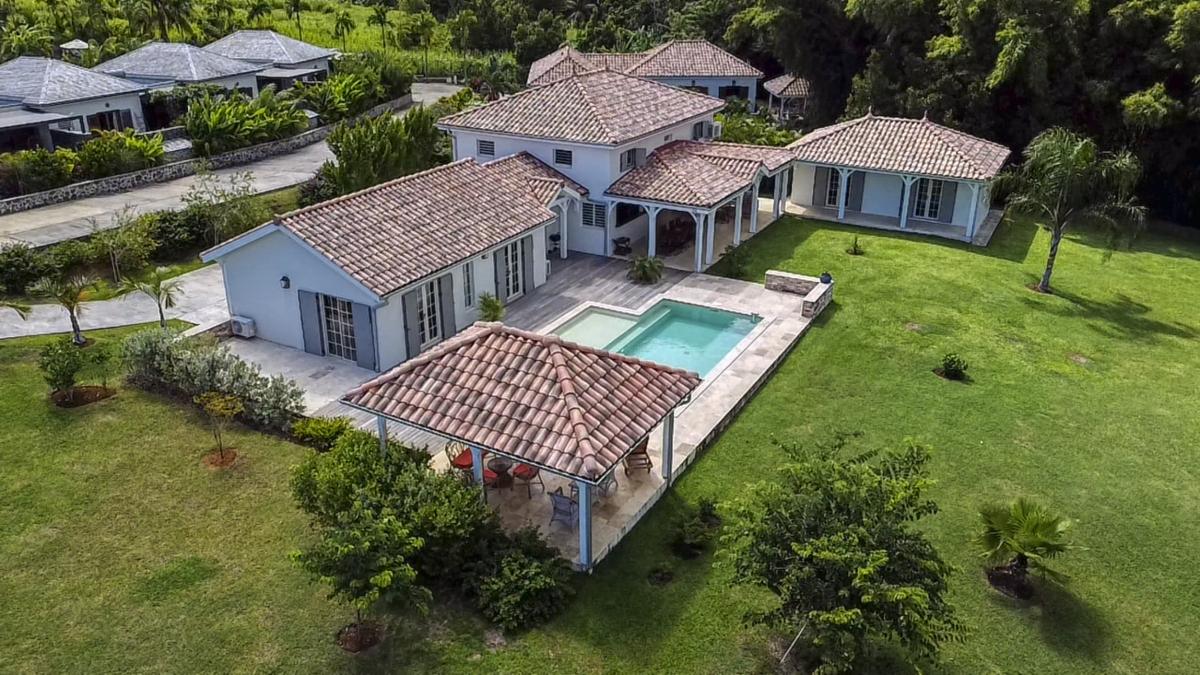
[[549, 487, 578, 529], [623, 438, 653, 476]]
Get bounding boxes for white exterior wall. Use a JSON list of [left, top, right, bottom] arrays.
[[218, 230, 379, 351], [43, 93, 147, 132], [374, 294, 407, 371], [653, 76, 759, 111], [860, 172, 903, 217], [790, 164, 816, 206], [204, 74, 260, 96], [976, 186, 992, 224], [291, 57, 332, 74]]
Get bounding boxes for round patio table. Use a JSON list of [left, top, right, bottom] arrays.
[[487, 457, 514, 489]]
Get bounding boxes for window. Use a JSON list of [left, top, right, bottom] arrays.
[[913, 178, 943, 220], [477, 139, 494, 156], [663, 134, 672, 142], [462, 262, 475, 307], [321, 295, 357, 362], [581, 201, 607, 228], [619, 148, 637, 171], [692, 121, 705, 140], [553, 148, 573, 166], [825, 169, 841, 207], [416, 279, 441, 347], [503, 240, 525, 300]]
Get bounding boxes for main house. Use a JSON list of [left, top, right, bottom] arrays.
[[527, 40, 762, 110]]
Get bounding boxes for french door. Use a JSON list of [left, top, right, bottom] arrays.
[[503, 240, 524, 300], [913, 178, 944, 220], [416, 279, 441, 348], [321, 294, 357, 362]]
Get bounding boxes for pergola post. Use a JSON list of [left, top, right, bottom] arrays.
[[470, 445, 484, 499], [604, 201, 617, 256], [772, 174, 782, 219], [692, 211, 704, 272], [733, 193, 744, 246], [661, 409, 675, 483], [646, 205, 661, 258], [750, 178, 761, 233], [836, 168, 851, 220], [560, 201, 570, 259], [899, 174, 917, 229], [967, 183, 981, 239], [704, 208, 716, 265], [577, 481, 593, 571], [376, 415, 388, 454]]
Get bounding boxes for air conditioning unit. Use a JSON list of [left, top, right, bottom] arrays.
[[712, 122, 723, 139], [230, 315, 256, 338]]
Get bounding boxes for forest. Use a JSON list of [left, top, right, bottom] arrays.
[[1, 0, 1197, 224]]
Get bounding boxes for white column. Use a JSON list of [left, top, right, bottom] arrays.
[[604, 201, 616, 256], [899, 175, 916, 230], [967, 183, 981, 239], [560, 200, 570, 259], [661, 410, 675, 483], [704, 208, 716, 265], [751, 178, 761, 232], [692, 212, 704, 272], [376, 415, 388, 454], [470, 445, 484, 491], [836, 168, 850, 220], [733, 194, 744, 245], [577, 481, 593, 571], [646, 205, 661, 257], [772, 175, 782, 219]]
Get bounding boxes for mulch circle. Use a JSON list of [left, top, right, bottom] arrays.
[[336, 620, 384, 653], [202, 449, 239, 469], [51, 386, 115, 408]]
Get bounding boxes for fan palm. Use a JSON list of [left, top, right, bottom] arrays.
[[333, 9, 356, 52], [976, 498, 1075, 586], [246, 0, 271, 27], [994, 127, 1146, 294], [119, 267, 185, 328], [2, 300, 31, 320], [30, 275, 96, 346], [149, 0, 194, 40]]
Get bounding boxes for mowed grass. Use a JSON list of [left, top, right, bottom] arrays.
[[2, 218, 1199, 673]]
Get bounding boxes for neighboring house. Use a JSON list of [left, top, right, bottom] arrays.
[[0, 56, 148, 150], [438, 69, 794, 271], [201, 155, 582, 371], [93, 42, 264, 97], [527, 40, 763, 110], [202, 30, 333, 91], [763, 74, 811, 121], [787, 113, 1011, 241]]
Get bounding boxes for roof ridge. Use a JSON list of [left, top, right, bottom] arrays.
[[574, 73, 616, 143], [920, 119, 988, 177], [276, 158, 478, 223], [544, 340, 602, 476], [490, 322, 701, 380]]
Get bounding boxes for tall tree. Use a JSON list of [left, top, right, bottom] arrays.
[[30, 275, 96, 346], [149, 0, 193, 40], [246, 0, 271, 27], [995, 128, 1146, 293], [333, 9, 356, 52], [367, 4, 391, 51], [285, 0, 303, 38]]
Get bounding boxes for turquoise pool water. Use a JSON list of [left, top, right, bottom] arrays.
[[554, 300, 760, 376]]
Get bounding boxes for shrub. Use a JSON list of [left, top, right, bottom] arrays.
[[87, 343, 116, 390], [321, 106, 440, 196], [976, 498, 1076, 599], [627, 255, 665, 284], [39, 337, 86, 395], [478, 293, 504, 321], [0, 243, 50, 294], [475, 532, 574, 632], [292, 416, 352, 451], [45, 239, 96, 276], [336, 51, 415, 102], [939, 352, 969, 381], [120, 328, 304, 430], [183, 88, 308, 156], [671, 498, 722, 559], [290, 73, 372, 123], [195, 391, 244, 460], [846, 235, 865, 255], [142, 206, 210, 259], [0, 147, 76, 196], [74, 129, 165, 179], [297, 167, 338, 207]]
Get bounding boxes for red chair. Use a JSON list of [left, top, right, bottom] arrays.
[[512, 463, 544, 499]]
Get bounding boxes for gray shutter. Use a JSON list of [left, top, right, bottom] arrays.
[[401, 288, 421, 359], [298, 291, 323, 355], [812, 167, 830, 205], [847, 171, 865, 212], [520, 235, 534, 294], [938, 180, 957, 223], [351, 302, 377, 370], [493, 246, 508, 303], [910, 182, 921, 217], [438, 274, 455, 338], [120, 109, 133, 129]]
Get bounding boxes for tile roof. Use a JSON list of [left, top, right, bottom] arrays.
[[788, 113, 1012, 181], [440, 69, 726, 146], [763, 74, 811, 98], [483, 152, 589, 203], [202, 30, 332, 66], [606, 140, 789, 208], [527, 41, 761, 86], [343, 322, 701, 481], [0, 57, 146, 105], [94, 42, 263, 84]]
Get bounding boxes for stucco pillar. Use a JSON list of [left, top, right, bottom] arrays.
[[604, 202, 617, 256], [470, 445, 484, 500], [578, 481, 593, 571], [772, 175, 782, 219], [836, 168, 851, 220], [751, 178, 761, 232], [733, 194, 744, 246], [646, 205, 661, 258], [560, 201, 570, 259], [899, 175, 917, 229], [661, 410, 675, 483], [692, 212, 704, 272], [704, 208, 716, 265], [967, 183, 981, 239], [376, 415, 388, 454]]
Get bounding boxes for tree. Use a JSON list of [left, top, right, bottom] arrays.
[[1, 300, 31, 320], [445, 10, 478, 52], [285, 0, 303, 38], [182, 168, 267, 245], [367, 4, 391, 51], [976, 498, 1076, 599], [0, 20, 53, 59], [119, 267, 185, 328], [512, 10, 567, 70], [995, 128, 1146, 294], [148, 0, 193, 39], [31, 275, 96, 346], [246, 0, 271, 27], [88, 207, 156, 282], [410, 10, 438, 76], [194, 391, 243, 461], [723, 435, 964, 673], [39, 337, 87, 399], [333, 9, 356, 52], [321, 107, 441, 196]]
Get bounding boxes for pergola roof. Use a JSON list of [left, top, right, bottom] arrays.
[[342, 323, 701, 482], [606, 140, 791, 208], [764, 74, 812, 98]]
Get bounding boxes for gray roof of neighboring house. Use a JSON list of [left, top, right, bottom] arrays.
[[0, 56, 146, 106], [202, 30, 333, 66], [0, 108, 69, 130], [93, 42, 263, 84]]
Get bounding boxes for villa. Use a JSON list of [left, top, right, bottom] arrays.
[[527, 40, 762, 110], [93, 42, 264, 97], [202, 30, 334, 91]]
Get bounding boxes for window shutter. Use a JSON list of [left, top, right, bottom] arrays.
[[938, 180, 957, 223], [521, 235, 534, 293], [847, 172, 865, 212], [351, 303, 377, 370], [401, 289, 421, 359], [437, 274, 456, 339], [298, 290, 323, 355], [554, 149, 572, 166], [812, 167, 830, 205], [634, 147, 647, 167], [477, 139, 494, 156], [493, 246, 508, 302]]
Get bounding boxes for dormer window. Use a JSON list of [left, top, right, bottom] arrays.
[[554, 149, 573, 166], [620, 148, 637, 172], [477, 139, 495, 156]]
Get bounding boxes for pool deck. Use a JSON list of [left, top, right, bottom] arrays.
[[318, 254, 826, 570]]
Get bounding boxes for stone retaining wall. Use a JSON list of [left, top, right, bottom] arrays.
[[0, 94, 412, 216], [764, 269, 835, 318]]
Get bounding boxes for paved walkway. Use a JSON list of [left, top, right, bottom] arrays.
[[0, 83, 462, 247], [0, 264, 227, 339]]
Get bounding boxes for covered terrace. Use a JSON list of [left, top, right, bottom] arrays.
[[604, 141, 795, 272], [340, 321, 701, 571]]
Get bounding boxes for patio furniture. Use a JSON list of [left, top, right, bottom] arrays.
[[549, 487, 578, 529], [612, 236, 632, 256], [512, 462, 544, 498], [658, 218, 693, 256], [487, 456, 514, 490], [623, 438, 653, 476], [445, 442, 473, 481], [572, 472, 617, 503]]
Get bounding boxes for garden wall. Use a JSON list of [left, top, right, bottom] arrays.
[[764, 270, 835, 318], [0, 94, 413, 217]]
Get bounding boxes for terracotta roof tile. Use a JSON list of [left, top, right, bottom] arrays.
[[440, 69, 725, 146], [343, 323, 701, 481], [788, 113, 1011, 181], [528, 41, 761, 85], [606, 140, 789, 208], [763, 74, 811, 98], [483, 152, 589, 202]]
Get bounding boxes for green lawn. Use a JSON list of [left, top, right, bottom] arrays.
[[3, 219, 1199, 673]]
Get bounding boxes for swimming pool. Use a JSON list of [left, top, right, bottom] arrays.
[[553, 300, 760, 377]]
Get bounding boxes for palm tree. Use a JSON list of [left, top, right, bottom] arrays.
[[149, 0, 194, 40], [286, 0, 304, 38], [995, 128, 1146, 294], [975, 498, 1075, 598], [367, 4, 391, 51], [333, 9, 356, 52], [246, 0, 272, 27], [1, 300, 31, 320], [119, 267, 185, 328], [31, 275, 96, 346]]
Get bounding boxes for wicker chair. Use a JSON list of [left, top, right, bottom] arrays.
[[623, 438, 653, 476]]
